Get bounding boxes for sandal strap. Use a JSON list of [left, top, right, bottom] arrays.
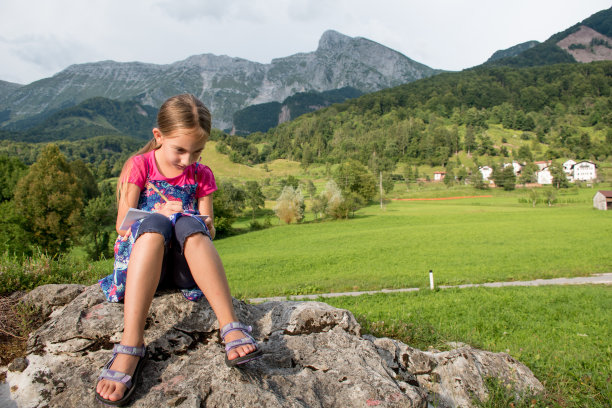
[[220, 322, 252, 339], [113, 344, 146, 357], [225, 336, 257, 352], [98, 369, 133, 387]]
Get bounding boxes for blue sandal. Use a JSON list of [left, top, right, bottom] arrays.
[[221, 322, 263, 367], [95, 344, 147, 406]]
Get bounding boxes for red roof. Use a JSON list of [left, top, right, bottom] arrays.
[[597, 190, 612, 198]]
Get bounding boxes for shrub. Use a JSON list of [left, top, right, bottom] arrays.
[[274, 186, 304, 224]]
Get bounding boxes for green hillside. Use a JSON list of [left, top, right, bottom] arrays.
[[0, 97, 157, 142], [248, 61, 611, 169], [232, 87, 363, 134]]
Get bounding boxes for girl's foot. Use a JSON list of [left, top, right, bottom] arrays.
[[95, 350, 141, 402], [220, 322, 263, 366], [223, 329, 257, 360]]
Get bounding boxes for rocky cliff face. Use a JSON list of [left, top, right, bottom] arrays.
[[5, 284, 544, 408], [0, 30, 438, 130]]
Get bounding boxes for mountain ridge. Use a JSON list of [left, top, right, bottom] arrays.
[[0, 30, 439, 131]]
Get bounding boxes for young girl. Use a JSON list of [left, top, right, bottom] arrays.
[[96, 94, 262, 406]]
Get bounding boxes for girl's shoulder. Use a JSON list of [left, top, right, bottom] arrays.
[[195, 163, 217, 197]]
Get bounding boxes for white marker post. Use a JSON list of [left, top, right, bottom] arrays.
[[429, 269, 434, 290]]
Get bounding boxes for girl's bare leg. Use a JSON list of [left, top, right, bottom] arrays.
[[96, 232, 164, 402], [183, 234, 256, 360]]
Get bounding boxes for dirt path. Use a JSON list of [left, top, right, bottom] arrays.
[[248, 273, 612, 303]]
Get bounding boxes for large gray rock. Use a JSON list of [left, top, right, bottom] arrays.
[[6, 285, 543, 407]]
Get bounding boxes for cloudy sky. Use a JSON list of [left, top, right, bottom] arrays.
[[0, 0, 610, 85]]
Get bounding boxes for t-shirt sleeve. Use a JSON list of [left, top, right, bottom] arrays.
[[196, 164, 217, 198], [126, 154, 147, 190]]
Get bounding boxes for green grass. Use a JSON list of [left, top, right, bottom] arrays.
[[218, 189, 611, 298], [323, 285, 612, 407]]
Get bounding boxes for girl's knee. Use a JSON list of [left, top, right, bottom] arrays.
[[175, 216, 210, 251], [136, 213, 172, 244]]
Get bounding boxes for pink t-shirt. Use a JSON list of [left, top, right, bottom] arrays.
[[127, 150, 217, 198]]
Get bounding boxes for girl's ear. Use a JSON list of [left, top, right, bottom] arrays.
[[152, 128, 163, 146]]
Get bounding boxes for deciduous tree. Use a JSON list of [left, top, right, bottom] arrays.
[[13, 144, 84, 255]]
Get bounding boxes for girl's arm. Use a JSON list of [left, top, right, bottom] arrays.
[[197, 194, 216, 240], [116, 183, 142, 236]]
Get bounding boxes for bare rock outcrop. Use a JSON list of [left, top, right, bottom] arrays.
[[5, 284, 543, 407]]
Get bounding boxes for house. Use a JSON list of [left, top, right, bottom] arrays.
[[563, 159, 576, 174], [593, 191, 612, 210], [479, 166, 493, 181], [433, 171, 446, 181], [573, 161, 597, 181], [537, 167, 553, 184], [534, 160, 552, 171], [503, 161, 522, 175]]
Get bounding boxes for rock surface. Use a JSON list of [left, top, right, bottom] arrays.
[[5, 284, 544, 407]]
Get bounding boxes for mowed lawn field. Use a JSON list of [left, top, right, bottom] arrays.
[[218, 189, 611, 298]]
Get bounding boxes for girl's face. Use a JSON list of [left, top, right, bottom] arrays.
[[153, 127, 205, 177]]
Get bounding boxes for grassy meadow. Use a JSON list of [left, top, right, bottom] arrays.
[[217, 188, 611, 299]]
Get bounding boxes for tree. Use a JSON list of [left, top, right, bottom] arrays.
[[320, 180, 347, 219], [13, 144, 84, 255], [212, 180, 246, 237], [550, 164, 569, 189], [544, 188, 556, 207], [492, 165, 516, 191], [71, 159, 100, 204], [245, 180, 265, 220], [528, 189, 538, 208], [0, 155, 27, 202], [470, 167, 487, 190], [334, 160, 377, 202], [82, 194, 116, 260], [274, 186, 304, 224], [519, 162, 538, 185], [443, 169, 454, 187]]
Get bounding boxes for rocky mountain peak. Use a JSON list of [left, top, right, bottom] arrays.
[[317, 30, 353, 50]]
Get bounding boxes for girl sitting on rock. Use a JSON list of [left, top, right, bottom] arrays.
[[96, 94, 262, 406]]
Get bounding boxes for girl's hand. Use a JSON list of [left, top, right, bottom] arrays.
[[203, 216, 216, 240], [157, 200, 183, 217]]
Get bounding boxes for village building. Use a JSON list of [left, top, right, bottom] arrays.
[[572, 161, 597, 181], [433, 171, 446, 181], [478, 166, 493, 181], [503, 161, 522, 175], [593, 190, 612, 210], [534, 160, 552, 171], [537, 167, 553, 184], [563, 159, 576, 174]]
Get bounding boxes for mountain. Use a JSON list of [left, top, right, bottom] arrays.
[[232, 87, 363, 134], [484, 7, 612, 68], [0, 97, 157, 143], [0, 30, 439, 131], [486, 41, 540, 63], [0, 80, 22, 96]]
